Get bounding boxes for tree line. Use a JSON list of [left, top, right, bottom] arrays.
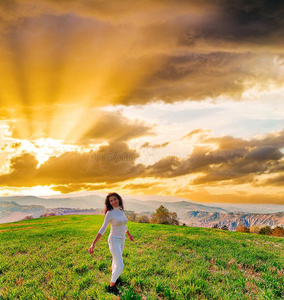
[[127, 205, 179, 225], [236, 224, 284, 237], [213, 223, 284, 237]]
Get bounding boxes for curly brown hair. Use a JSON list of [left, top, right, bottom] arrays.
[[104, 192, 124, 214]]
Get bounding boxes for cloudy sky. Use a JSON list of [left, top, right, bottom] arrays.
[[0, 0, 283, 205]]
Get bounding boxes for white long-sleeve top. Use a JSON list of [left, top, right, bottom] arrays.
[[98, 207, 128, 238]]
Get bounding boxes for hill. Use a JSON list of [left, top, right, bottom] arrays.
[[0, 195, 228, 213], [0, 215, 283, 299], [0, 201, 45, 224], [183, 211, 284, 231], [0, 195, 228, 224], [1, 196, 283, 230], [0, 195, 104, 209]]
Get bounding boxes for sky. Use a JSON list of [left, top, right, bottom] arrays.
[[0, 0, 283, 205]]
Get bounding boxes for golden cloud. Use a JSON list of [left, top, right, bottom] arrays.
[[51, 183, 115, 194], [0, 0, 283, 113], [1, 129, 283, 189], [183, 129, 212, 140], [0, 142, 145, 187], [141, 141, 169, 149], [8, 108, 154, 142], [122, 183, 154, 190], [80, 110, 154, 143], [0, 130, 283, 191]]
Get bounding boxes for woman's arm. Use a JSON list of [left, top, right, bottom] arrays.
[[88, 213, 110, 254], [98, 212, 111, 235], [88, 233, 102, 254]]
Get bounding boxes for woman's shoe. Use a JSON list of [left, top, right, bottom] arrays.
[[107, 284, 119, 295], [115, 278, 124, 286]]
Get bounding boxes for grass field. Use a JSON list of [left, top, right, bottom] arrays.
[[0, 215, 283, 299]]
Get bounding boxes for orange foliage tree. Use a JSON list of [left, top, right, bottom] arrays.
[[236, 225, 250, 233], [271, 226, 284, 237]]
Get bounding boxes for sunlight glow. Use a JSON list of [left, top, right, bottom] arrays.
[[0, 185, 60, 197]]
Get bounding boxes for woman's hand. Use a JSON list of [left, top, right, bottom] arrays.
[[88, 234, 102, 254], [126, 230, 134, 242], [88, 244, 94, 254], [128, 234, 134, 242]]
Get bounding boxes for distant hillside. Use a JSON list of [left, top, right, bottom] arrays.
[[1, 195, 283, 230], [0, 195, 228, 224], [0, 195, 228, 213], [182, 211, 284, 230], [0, 201, 45, 224], [124, 199, 228, 214], [0, 195, 104, 209], [44, 207, 104, 216]]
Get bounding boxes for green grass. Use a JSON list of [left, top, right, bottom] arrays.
[[0, 215, 283, 299]]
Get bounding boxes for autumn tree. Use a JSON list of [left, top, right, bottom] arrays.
[[271, 226, 284, 237], [128, 212, 137, 222], [136, 215, 150, 223], [150, 205, 179, 225], [236, 225, 250, 233], [259, 226, 272, 235], [41, 212, 56, 217], [22, 215, 33, 220], [250, 225, 260, 234]]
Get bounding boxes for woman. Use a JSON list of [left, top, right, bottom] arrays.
[[88, 192, 134, 295]]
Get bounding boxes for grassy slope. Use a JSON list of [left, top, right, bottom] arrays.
[[0, 215, 283, 300]]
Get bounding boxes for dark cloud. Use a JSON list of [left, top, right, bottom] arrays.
[[146, 129, 284, 185], [80, 111, 154, 143], [178, 0, 284, 48], [245, 146, 282, 162], [263, 174, 284, 187], [220, 0, 284, 39], [199, 129, 284, 150], [146, 156, 182, 178], [127, 52, 283, 103]]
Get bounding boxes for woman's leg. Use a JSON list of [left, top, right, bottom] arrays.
[[108, 237, 125, 284]]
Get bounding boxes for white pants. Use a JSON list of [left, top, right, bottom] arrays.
[[108, 236, 125, 283]]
